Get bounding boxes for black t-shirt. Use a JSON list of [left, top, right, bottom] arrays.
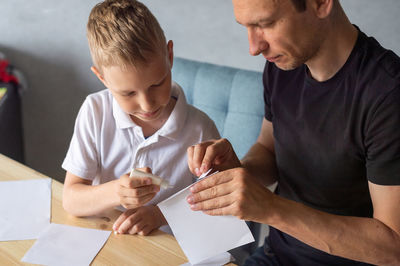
[[263, 28, 400, 265]]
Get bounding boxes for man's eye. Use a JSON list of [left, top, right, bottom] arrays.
[[260, 21, 274, 28]]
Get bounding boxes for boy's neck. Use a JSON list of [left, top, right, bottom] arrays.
[[131, 97, 177, 138]]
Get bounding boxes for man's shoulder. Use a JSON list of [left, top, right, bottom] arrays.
[[356, 31, 400, 83]]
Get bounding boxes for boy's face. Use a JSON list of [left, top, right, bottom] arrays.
[[92, 41, 174, 125]]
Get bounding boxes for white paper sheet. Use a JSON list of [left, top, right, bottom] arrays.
[[22, 223, 111, 266], [180, 252, 234, 266], [0, 178, 51, 241], [158, 173, 254, 265]]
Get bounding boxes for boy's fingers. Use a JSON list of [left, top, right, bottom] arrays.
[[128, 177, 153, 188], [122, 170, 155, 188], [119, 185, 159, 198], [123, 192, 157, 208], [113, 209, 137, 231], [136, 167, 152, 174], [129, 222, 145, 235], [138, 225, 151, 236], [119, 216, 141, 234]]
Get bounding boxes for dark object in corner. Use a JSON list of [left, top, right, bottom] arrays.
[[0, 67, 24, 163]]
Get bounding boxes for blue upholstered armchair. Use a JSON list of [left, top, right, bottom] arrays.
[[172, 57, 264, 159], [172, 57, 265, 260]]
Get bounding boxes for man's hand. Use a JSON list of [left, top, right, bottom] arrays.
[[186, 167, 275, 223], [187, 138, 241, 176], [116, 167, 160, 209], [112, 205, 167, 235]]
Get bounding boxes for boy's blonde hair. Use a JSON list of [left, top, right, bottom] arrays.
[[87, 0, 166, 72]]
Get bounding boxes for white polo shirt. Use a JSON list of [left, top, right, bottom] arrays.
[[62, 82, 220, 206]]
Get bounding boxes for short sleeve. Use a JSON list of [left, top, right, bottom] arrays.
[[365, 87, 400, 185], [61, 97, 100, 180], [263, 62, 273, 122]]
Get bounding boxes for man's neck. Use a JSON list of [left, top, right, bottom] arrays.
[[306, 19, 358, 82]]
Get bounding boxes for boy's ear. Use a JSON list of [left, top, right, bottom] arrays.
[[91, 66, 107, 86], [167, 40, 174, 68]]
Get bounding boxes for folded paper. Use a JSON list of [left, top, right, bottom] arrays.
[[158, 172, 254, 264]]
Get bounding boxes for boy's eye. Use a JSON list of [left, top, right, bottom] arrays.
[[151, 77, 166, 88], [123, 91, 136, 97]]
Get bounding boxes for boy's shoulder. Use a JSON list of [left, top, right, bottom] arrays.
[[172, 82, 214, 124], [76, 89, 113, 125], [186, 103, 213, 124], [82, 89, 112, 113], [85, 89, 112, 104]]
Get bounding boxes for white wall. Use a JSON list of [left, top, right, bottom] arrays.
[[0, 0, 399, 181]]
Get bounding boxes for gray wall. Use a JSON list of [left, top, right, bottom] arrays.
[[1, 0, 399, 182]]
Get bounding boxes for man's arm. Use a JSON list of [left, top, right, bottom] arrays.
[[265, 182, 400, 265], [241, 118, 278, 186], [187, 119, 400, 265]]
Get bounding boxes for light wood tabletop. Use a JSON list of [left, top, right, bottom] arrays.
[[0, 153, 190, 265]]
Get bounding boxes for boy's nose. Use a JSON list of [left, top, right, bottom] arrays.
[[248, 27, 269, 56], [139, 94, 155, 112]]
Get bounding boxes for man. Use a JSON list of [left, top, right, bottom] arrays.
[[186, 0, 400, 265]]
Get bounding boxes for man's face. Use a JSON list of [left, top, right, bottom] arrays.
[[102, 44, 173, 125], [233, 0, 324, 70]]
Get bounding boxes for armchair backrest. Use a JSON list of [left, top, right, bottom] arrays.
[[172, 57, 264, 159]]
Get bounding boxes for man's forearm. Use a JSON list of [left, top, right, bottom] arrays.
[[241, 142, 278, 186], [266, 196, 400, 265]]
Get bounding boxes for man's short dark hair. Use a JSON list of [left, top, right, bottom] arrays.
[[290, 0, 307, 12]]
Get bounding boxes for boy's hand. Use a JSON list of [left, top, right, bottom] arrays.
[[117, 167, 160, 209], [112, 205, 167, 235]]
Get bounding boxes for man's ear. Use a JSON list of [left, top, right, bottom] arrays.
[[91, 66, 107, 87], [167, 40, 174, 69], [310, 0, 333, 19]]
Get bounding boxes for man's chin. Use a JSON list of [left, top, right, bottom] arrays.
[[274, 60, 302, 71]]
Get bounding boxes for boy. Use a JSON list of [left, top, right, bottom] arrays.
[[62, 0, 220, 236]]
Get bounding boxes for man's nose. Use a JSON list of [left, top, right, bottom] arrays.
[[248, 27, 268, 56]]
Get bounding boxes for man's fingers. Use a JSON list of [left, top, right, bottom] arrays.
[[192, 143, 208, 176], [187, 180, 231, 204], [189, 194, 232, 211], [189, 172, 232, 194], [187, 145, 195, 174], [203, 205, 234, 216]]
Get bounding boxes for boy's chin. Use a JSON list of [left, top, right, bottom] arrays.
[[131, 108, 163, 122]]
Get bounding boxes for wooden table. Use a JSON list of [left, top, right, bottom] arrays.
[[0, 154, 189, 265]]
